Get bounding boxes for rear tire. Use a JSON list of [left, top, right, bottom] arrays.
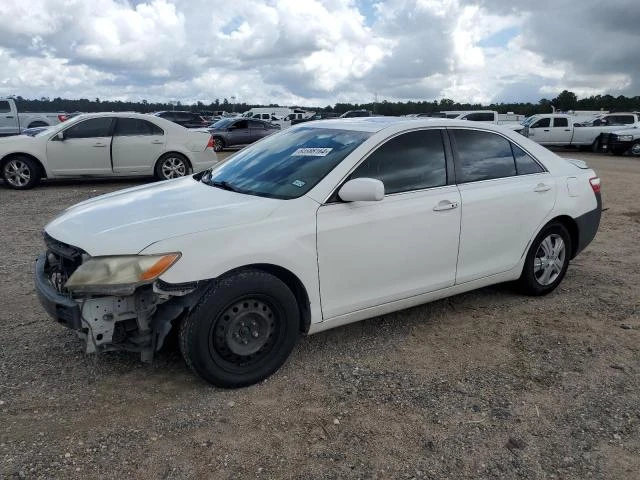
[[179, 269, 299, 388], [2, 156, 41, 189], [631, 141, 640, 157], [517, 222, 572, 296], [154, 153, 191, 180]]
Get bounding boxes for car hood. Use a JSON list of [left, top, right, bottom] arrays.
[[611, 126, 639, 135], [45, 176, 281, 256]]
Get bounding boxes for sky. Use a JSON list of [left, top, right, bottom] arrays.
[[0, 0, 639, 106]]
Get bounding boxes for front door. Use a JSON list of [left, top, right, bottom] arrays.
[[450, 128, 556, 284], [227, 120, 251, 145], [111, 117, 166, 174], [317, 129, 461, 320], [46, 117, 114, 175]]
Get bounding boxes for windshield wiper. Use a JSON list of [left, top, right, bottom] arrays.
[[209, 180, 241, 192]]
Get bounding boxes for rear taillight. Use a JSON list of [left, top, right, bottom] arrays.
[[589, 176, 601, 194], [58, 114, 68, 122], [206, 136, 215, 149]]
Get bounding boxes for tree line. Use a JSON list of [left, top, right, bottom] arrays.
[[8, 90, 640, 116]]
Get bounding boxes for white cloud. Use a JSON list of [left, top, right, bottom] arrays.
[[0, 0, 637, 106]]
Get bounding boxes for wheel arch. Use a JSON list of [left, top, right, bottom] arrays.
[[0, 152, 47, 179], [154, 151, 193, 176], [220, 263, 312, 334], [545, 215, 579, 259]]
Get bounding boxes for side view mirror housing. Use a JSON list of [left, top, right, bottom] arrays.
[[338, 178, 385, 202], [56, 131, 65, 141]]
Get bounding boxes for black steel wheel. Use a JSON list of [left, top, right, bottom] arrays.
[[179, 269, 299, 388]]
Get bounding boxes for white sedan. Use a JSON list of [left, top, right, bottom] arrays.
[[1, 112, 218, 189], [35, 117, 601, 387]]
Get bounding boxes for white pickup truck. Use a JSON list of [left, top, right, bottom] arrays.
[[0, 98, 65, 136], [440, 110, 525, 131], [522, 112, 640, 150]]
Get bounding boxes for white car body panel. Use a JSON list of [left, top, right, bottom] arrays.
[[0, 112, 217, 180], [42, 118, 600, 335]]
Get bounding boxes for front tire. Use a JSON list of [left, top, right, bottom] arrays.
[[154, 153, 191, 180], [179, 269, 299, 388], [517, 222, 572, 296], [631, 141, 640, 156], [2, 156, 41, 189]]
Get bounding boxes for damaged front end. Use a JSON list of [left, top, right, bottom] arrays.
[[35, 233, 208, 362]]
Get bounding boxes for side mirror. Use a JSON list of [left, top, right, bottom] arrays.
[[56, 131, 65, 141], [338, 178, 384, 202]]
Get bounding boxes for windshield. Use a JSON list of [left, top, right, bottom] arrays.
[[521, 116, 540, 126], [200, 127, 372, 199]]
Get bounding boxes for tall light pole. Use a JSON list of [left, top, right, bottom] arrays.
[[231, 95, 236, 113]]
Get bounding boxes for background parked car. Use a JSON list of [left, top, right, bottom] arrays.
[[204, 118, 280, 151], [0, 112, 217, 189], [339, 109, 374, 118], [153, 111, 210, 128]]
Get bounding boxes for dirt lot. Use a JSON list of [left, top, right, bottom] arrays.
[[1, 150, 639, 479]]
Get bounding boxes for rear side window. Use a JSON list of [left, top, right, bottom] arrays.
[[553, 118, 569, 127], [531, 118, 550, 128], [608, 115, 635, 125], [453, 130, 516, 183], [249, 120, 265, 129], [232, 120, 249, 129], [464, 112, 494, 122], [350, 129, 447, 194], [0, 100, 10, 113], [512, 144, 544, 175], [115, 118, 164, 136], [64, 118, 113, 139]]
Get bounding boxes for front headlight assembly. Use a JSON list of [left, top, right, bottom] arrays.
[[65, 253, 181, 294], [617, 135, 634, 142]]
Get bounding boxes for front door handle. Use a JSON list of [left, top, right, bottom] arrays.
[[564, 129, 571, 131], [543, 129, 550, 132], [6, 115, 14, 118], [534, 183, 552, 193], [93, 142, 106, 147], [150, 140, 163, 144], [433, 200, 459, 211]]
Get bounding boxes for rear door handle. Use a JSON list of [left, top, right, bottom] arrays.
[[93, 142, 106, 147], [564, 129, 571, 131], [433, 200, 459, 211], [150, 140, 163, 144], [543, 129, 550, 132], [534, 183, 552, 193]]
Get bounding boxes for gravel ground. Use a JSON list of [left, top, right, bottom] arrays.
[[1, 150, 638, 479]]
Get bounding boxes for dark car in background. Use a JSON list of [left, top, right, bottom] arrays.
[[153, 111, 209, 128], [205, 118, 280, 151]]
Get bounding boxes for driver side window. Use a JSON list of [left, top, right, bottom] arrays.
[[349, 129, 447, 194], [63, 118, 113, 139], [531, 118, 550, 128]]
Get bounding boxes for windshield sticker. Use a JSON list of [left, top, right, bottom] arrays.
[[292, 180, 306, 188], [291, 147, 333, 157]]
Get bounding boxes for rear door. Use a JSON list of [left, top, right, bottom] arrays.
[[248, 120, 271, 142], [111, 117, 166, 174], [451, 128, 556, 284], [46, 117, 114, 175], [0, 100, 18, 135], [547, 116, 573, 144]]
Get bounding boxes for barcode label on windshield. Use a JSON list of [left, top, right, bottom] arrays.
[[291, 148, 333, 157]]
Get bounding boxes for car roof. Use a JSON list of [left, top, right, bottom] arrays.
[[58, 112, 185, 131], [298, 116, 511, 133]]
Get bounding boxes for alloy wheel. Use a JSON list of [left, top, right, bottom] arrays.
[[161, 157, 187, 179], [533, 233, 566, 286], [4, 159, 31, 188]]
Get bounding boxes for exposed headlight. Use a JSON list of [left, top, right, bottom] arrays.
[[65, 253, 181, 293], [617, 135, 634, 142]]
